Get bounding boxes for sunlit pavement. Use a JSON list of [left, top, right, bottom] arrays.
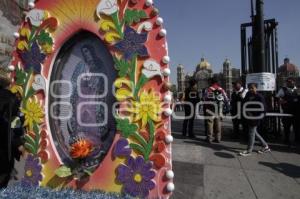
[[171, 111, 300, 199]]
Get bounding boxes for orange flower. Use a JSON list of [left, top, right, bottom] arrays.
[[70, 139, 93, 159]]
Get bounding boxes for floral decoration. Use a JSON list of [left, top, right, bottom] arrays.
[[11, 9, 58, 187], [128, 90, 162, 128], [21, 97, 44, 131], [19, 41, 46, 73], [113, 138, 132, 158], [21, 154, 43, 187], [70, 138, 94, 159], [104, 1, 171, 197], [114, 26, 149, 61], [97, 0, 119, 17], [116, 156, 155, 198]]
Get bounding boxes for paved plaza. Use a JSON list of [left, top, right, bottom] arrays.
[[10, 113, 300, 199], [171, 113, 300, 199]]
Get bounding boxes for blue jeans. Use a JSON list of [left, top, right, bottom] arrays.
[[247, 126, 268, 152]]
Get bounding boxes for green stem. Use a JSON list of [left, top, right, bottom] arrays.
[[144, 119, 155, 161], [33, 123, 40, 155], [130, 143, 146, 157], [134, 74, 148, 99], [28, 26, 38, 50], [131, 132, 148, 148], [129, 54, 137, 85], [22, 70, 33, 108], [111, 12, 124, 38]]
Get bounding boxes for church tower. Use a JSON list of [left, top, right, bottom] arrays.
[[177, 64, 185, 93], [223, 58, 232, 96]]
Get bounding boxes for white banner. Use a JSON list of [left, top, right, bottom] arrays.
[[246, 73, 276, 91]]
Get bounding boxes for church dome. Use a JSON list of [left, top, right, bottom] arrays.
[[197, 57, 211, 71], [177, 64, 184, 69], [278, 58, 299, 74], [223, 58, 231, 66]]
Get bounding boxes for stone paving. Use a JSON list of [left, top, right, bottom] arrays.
[[171, 115, 300, 199]]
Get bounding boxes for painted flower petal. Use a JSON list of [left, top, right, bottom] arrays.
[[26, 9, 46, 27], [117, 164, 131, 183], [136, 46, 149, 57], [96, 0, 119, 17], [113, 138, 132, 158], [142, 59, 162, 79], [32, 74, 46, 91]]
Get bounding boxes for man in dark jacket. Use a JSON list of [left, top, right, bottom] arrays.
[[182, 79, 200, 138], [0, 67, 24, 188], [276, 77, 299, 144]]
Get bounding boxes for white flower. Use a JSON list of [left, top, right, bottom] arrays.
[[96, 0, 119, 17], [137, 22, 153, 33], [142, 59, 162, 79], [25, 9, 46, 27], [32, 74, 46, 92]]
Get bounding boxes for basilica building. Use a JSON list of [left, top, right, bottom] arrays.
[[177, 57, 241, 97]]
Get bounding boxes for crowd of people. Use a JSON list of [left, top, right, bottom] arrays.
[[178, 76, 300, 156]]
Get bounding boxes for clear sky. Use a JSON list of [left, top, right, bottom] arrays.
[[154, 0, 300, 84]]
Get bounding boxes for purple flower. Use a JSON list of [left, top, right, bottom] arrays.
[[117, 156, 155, 198], [21, 155, 43, 187], [113, 138, 132, 158], [19, 41, 46, 73], [114, 26, 149, 60]]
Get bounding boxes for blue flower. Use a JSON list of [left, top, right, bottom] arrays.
[[117, 156, 155, 198], [114, 26, 149, 60], [19, 41, 46, 73], [21, 155, 43, 187]]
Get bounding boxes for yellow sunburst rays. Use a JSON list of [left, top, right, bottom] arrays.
[[48, 0, 99, 37]]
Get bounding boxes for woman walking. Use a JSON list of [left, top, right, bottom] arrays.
[[239, 83, 270, 156]]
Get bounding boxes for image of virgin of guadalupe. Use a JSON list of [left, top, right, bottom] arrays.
[[49, 32, 116, 169], [67, 43, 111, 163]]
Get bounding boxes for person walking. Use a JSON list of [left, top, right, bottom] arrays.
[[239, 83, 270, 156], [0, 67, 25, 188], [182, 79, 200, 138], [203, 77, 229, 143], [276, 77, 299, 144], [230, 80, 248, 139]]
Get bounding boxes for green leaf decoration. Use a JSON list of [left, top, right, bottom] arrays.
[[83, 169, 93, 176], [24, 87, 35, 101], [55, 166, 73, 178], [129, 143, 146, 156], [124, 9, 148, 26], [144, 119, 155, 160], [113, 56, 131, 77], [24, 134, 35, 147], [15, 68, 27, 85], [37, 30, 53, 45], [116, 118, 138, 138], [33, 123, 40, 135], [24, 142, 35, 154]]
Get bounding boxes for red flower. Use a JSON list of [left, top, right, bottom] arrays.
[[70, 139, 93, 159]]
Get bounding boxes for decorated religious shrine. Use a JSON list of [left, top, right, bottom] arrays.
[[8, 0, 174, 198]]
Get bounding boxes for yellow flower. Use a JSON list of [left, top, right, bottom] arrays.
[[41, 43, 53, 54], [128, 90, 162, 128], [17, 40, 28, 51], [114, 78, 134, 101], [10, 85, 23, 96], [20, 28, 31, 40], [21, 98, 44, 130]]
